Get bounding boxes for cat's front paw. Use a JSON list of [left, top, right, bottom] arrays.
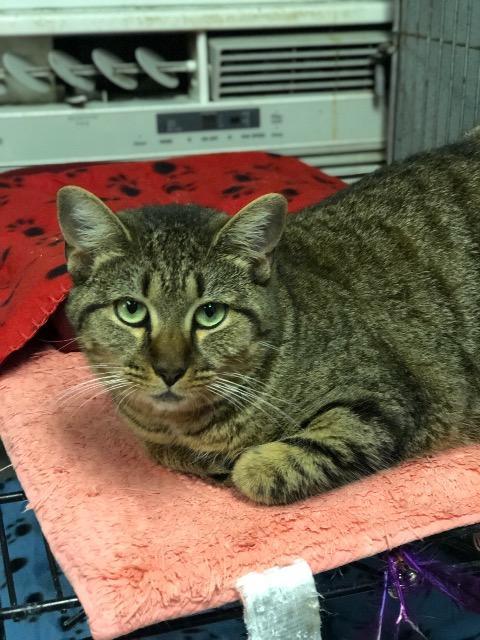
[[232, 442, 306, 505]]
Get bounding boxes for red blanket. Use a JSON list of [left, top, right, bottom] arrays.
[[0, 152, 344, 365]]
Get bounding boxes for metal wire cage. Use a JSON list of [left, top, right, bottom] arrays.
[[1, 1, 480, 638], [390, 0, 480, 161]]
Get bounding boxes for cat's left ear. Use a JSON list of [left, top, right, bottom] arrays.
[[212, 193, 287, 283], [57, 185, 130, 278]]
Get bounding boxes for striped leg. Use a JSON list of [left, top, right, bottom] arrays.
[[145, 441, 235, 479], [231, 406, 400, 505]]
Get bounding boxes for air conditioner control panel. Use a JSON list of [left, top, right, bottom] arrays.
[[156, 108, 260, 134], [0, 95, 383, 167]]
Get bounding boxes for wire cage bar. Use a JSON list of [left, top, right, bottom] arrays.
[[391, 0, 480, 161]]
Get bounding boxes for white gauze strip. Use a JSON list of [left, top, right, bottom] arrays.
[[236, 558, 322, 640]]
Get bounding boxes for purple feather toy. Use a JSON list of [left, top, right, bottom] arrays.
[[372, 544, 480, 639]]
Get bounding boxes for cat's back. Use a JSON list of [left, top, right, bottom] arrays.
[[282, 134, 480, 285], [278, 133, 480, 361], [292, 132, 480, 239]]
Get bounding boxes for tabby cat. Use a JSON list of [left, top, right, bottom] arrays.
[[57, 132, 480, 505]]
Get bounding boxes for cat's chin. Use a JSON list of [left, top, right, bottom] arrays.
[[146, 393, 190, 412], [138, 389, 205, 415], [151, 390, 183, 404]]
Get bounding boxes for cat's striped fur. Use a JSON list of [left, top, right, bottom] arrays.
[[58, 133, 480, 504]]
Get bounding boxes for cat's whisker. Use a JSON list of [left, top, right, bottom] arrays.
[[59, 387, 112, 409], [228, 371, 271, 388], [212, 380, 253, 400], [87, 364, 124, 369], [39, 337, 77, 345], [31, 351, 56, 360], [228, 372, 292, 406], [79, 365, 126, 373], [221, 376, 283, 404], [63, 379, 131, 414], [57, 373, 123, 400], [79, 380, 131, 403], [215, 377, 298, 427], [103, 381, 133, 395], [62, 371, 123, 383], [114, 388, 130, 410], [75, 387, 113, 413], [258, 341, 282, 352], [73, 383, 130, 413], [208, 384, 247, 412], [115, 385, 139, 412], [214, 381, 274, 421], [71, 374, 123, 387], [211, 381, 258, 414], [216, 376, 283, 408], [209, 386, 246, 412], [58, 375, 128, 406], [58, 381, 114, 404], [55, 339, 80, 351]]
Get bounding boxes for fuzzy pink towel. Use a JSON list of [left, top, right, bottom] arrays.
[[1, 350, 480, 640]]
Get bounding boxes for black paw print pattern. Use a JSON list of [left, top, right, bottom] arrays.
[[153, 161, 198, 195], [6, 218, 46, 238], [0, 246, 10, 268], [221, 184, 256, 199], [7, 555, 27, 577], [312, 172, 343, 186], [46, 237, 63, 248], [64, 167, 88, 178], [153, 160, 177, 175], [5, 218, 64, 252], [107, 173, 141, 197], [153, 161, 195, 177], [163, 181, 196, 195], [251, 163, 301, 200], [251, 162, 304, 200], [279, 187, 300, 201], [221, 170, 261, 199], [231, 172, 255, 183], [101, 196, 122, 203], [253, 163, 275, 171], [35, 234, 64, 249], [6, 517, 32, 544], [46, 264, 68, 279], [0, 175, 24, 189], [0, 175, 24, 206]]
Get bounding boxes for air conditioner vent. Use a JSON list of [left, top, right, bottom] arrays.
[[299, 148, 385, 183], [209, 29, 389, 100]]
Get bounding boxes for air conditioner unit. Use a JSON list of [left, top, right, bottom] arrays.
[[0, 1, 392, 182]]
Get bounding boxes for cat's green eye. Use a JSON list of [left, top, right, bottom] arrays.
[[194, 302, 228, 329], [115, 298, 149, 327]]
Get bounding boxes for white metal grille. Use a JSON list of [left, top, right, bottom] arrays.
[[300, 148, 385, 183], [209, 30, 390, 101]]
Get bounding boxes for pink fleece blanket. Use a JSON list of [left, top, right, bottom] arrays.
[[1, 350, 480, 640]]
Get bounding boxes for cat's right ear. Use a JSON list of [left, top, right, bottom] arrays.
[[211, 193, 287, 283], [57, 186, 130, 276]]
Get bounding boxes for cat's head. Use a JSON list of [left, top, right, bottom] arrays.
[[57, 186, 287, 426]]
